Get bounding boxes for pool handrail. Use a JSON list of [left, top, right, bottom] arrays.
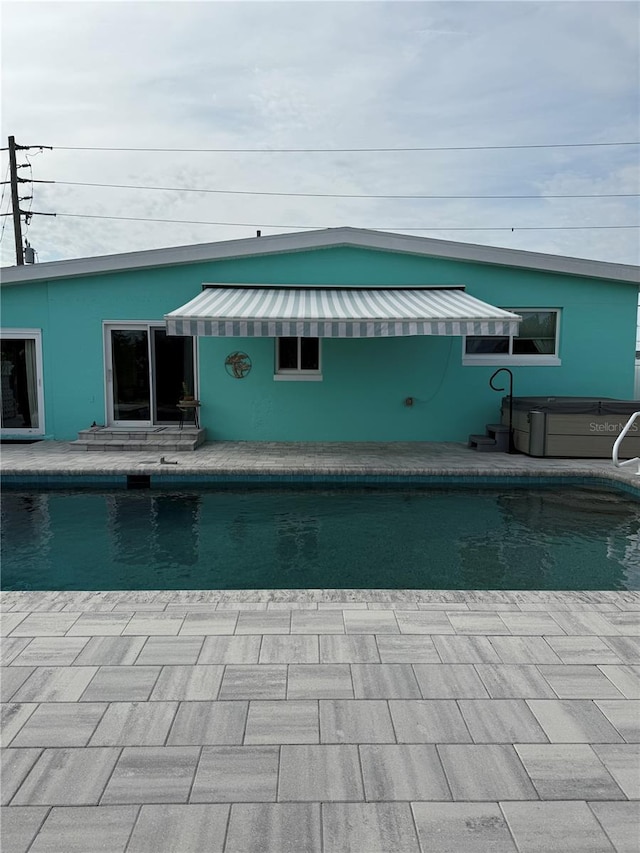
[[613, 411, 640, 474]]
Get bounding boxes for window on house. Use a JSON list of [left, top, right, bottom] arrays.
[[463, 310, 560, 365], [275, 337, 322, 380], [1, 329, 45, 434]]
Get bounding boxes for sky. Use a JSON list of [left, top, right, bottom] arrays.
[[1, 0, 639, 274]]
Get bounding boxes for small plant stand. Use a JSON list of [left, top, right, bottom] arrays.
[[177, 399, 200, 429]]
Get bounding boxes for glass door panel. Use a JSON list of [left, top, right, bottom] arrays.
[[152, 328, 194, 423], [111, 329, 151, 422]]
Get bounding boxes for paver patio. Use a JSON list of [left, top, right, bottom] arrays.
[[1, 441, 639, 851]]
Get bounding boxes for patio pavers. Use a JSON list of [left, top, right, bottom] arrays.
[[2, 590, 639, 852]]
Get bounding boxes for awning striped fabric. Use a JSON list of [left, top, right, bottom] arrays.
[[165, 286, 521, 338]]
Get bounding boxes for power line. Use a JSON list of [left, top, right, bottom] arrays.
[[39, 141, 640, 154], [54, 180, 640, 200], [54, 212, 640, 231]]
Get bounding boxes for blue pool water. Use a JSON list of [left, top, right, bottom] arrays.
[[1, 486, 639, 591]]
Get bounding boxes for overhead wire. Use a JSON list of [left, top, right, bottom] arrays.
[[54, 180, 639, 200], [49, 140, 640, 153], [3, 139, 637, 247], [54, 212, 640, 231]]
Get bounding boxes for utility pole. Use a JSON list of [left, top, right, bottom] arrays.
[[8, 135, 24, 265]]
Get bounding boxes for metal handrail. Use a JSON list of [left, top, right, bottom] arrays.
[[612, 411, 640, 474], [489, 368, 515, 453]]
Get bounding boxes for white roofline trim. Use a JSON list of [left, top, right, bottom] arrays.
[[1, 227, 638, 286]]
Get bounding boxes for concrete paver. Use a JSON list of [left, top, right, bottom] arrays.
[[350, 663, 421, 698], [12, 747, 120, 806], [588, 801, 640, 853], [458, 698, 548, 743], [126, 804, 229, 853], [527, 698, 625, 743], [412, 802, 517, 853], [323, 802, 420, 853], [595, 698, 640, 742], [501, 800, 616, 852], [27, 806, 138, 853], [389, 699, 472, 743], [359, 744, 451, 800], [278, 745, 363, 801], [10, 702, 107, 748], [88, 701, 177, 746], [438, 743, 538, 800], [515, 743, 626, 800], [244, 700, 319, 744], [218, 665, 287, 700], [287, 663, 353, 699], [591, 743, 640, 799], [225, 803, 321, 853], [319, 698, 395, 744], [191, 745, 279, 803], [167, 700, 248, 745], [100, 746, 199, 805], [0, 805, 48, 853]]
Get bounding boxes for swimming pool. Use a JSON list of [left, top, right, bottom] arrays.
[[2, 485, 639, 591]]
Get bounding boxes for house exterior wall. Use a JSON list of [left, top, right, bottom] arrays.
[[1, 245, 636, 441]]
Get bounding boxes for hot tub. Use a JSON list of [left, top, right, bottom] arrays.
[[501, 396, 640, 457]]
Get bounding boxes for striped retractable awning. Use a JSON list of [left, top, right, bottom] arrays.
[[165, 286, 521, 338]]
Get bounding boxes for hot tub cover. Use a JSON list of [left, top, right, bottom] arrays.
[[503, 396, 640, 414]]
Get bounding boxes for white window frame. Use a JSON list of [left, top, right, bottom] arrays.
[[462, 308, 561, 366], [0, 328, 45, 435], [274, 336, 323, 381]]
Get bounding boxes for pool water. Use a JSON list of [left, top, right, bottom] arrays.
[[1, 486, 639, 591]]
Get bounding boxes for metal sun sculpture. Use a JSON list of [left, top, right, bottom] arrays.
[[225, 351, 252, 379]]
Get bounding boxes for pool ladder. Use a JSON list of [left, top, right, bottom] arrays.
[[612, 411, 640, 475]]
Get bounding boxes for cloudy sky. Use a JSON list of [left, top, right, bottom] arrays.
[[1, 0, 639, 269]]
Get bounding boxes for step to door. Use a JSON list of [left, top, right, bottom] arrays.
[[71, 427, 206, 452]]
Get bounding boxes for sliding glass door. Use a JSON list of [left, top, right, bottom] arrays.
[[105, 324, 195, 427], [0, 330, 44, 435]]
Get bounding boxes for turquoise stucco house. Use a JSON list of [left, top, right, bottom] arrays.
[[1, 227, 638, 445]]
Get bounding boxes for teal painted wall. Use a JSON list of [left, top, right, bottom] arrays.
[[1, 245, 637, 441]]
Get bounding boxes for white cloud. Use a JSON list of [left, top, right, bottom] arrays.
[[1, 0, 638, 265]]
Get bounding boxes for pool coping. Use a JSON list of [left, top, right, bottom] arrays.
[[1, 440, 639, 495]]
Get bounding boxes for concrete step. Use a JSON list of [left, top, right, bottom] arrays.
[[485, 424, 511, 451], [70, 441, 202, 452], [71, 427, 206, 452], [468, 434, 500, 452]]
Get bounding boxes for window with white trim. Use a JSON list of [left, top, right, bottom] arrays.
[[1, 329, 45, 434], [463, 309, 561, 366], [274, 337, 322, 381]]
